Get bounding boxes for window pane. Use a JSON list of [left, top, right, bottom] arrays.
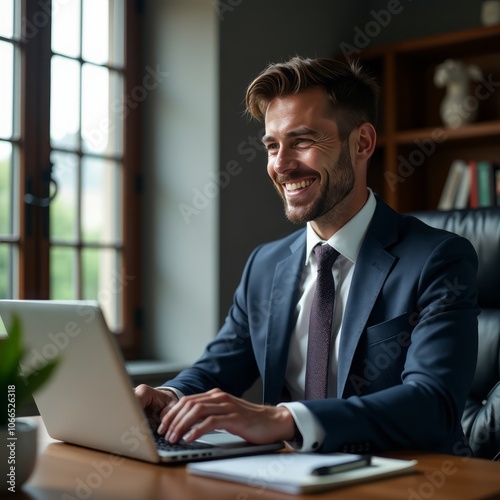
[[51, 0, 81, 58], [82, 0, 109, 65], [82, 247, 122, 330], [0, 141, 17, 236], [81, 157, 122, 243], [50, 152, 79, 242], [0, 141, 13, 235], [110, 0, 125, 68], [0, 244, 18, 299], [81, 64, 123, 155], [0, 245, 8, 298], [82, 0, 124, 67], [50, 246, 77, 299], [50, 56, 81, 150], [0, 41, 14, 139], [0, 0, 14, 38]]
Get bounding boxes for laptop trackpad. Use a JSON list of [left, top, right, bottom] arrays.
[[196, 431, 248, 448]]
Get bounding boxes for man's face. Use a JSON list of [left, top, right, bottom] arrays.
[[262, 87, 355, 226]]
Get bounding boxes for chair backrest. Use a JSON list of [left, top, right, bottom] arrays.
[[412, 207, 500, 460]]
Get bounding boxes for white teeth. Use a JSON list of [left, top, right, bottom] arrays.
[[285, 179, 313, 191]]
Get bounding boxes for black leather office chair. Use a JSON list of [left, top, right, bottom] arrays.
[[412, 207, 500, 460]]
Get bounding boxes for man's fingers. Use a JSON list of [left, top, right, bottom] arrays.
[[134, 384, 154, 408], [134, 385, 179, 426], [160, 392, 232, 441]]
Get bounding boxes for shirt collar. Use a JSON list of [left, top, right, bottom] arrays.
[[305, 188, 376, 265]]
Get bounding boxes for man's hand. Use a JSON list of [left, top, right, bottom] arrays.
[[134, 384, 179, 425], [156, 388, 296, 445]]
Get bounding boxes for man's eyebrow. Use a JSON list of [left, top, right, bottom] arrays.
[[261, 127, 318, 144]]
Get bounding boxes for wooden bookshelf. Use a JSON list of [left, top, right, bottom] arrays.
[[357, 25, 500, 212]]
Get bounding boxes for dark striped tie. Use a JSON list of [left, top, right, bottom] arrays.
[[304, 243, 339, 400]]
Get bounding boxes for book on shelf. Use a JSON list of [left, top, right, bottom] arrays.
[[439, 159, 500, 210], [454, 163, 471, 209], [438, 159, 468, 210], [469, 160, 479, 208], [496, 167, 500, 206], [476, 160, 499, 207]]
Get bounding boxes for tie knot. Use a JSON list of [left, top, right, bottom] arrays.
[[313, 244, 339, 270]]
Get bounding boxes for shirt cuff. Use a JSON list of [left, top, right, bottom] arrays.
[[278, 402, 325, 452], [156, 386, 183, 401]]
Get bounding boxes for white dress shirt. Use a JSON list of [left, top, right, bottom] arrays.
[[279, 189, 376, 451]]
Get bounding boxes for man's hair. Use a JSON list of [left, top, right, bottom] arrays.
[[245, 56, 379, 140]]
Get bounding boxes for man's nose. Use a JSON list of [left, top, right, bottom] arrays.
[[273, 148, 299, 174]]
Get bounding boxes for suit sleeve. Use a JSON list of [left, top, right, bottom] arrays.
[[302, 234, 479, 454]]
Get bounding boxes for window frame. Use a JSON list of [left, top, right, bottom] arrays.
[[12, 0, 143, 358]]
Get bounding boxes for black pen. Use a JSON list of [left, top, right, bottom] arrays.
[[311, 455, 372, 476]]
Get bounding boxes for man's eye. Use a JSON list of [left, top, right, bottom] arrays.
[[266, 143, 278, 152], [295, 138, 311, 147]]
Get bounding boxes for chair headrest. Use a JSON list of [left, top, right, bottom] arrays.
[[411, 207, 500, 308]]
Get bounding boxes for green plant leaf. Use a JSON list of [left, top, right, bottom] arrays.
[[0, 313, 60, 426], [18, 359, 60, 402], [0, 315, 24, 382]]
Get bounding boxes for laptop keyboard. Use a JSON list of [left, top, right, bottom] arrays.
[[153, 432, 215, 452]]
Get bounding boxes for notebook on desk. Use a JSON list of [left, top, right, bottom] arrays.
[[0, 300, 283, 463], [188, 453, 418, 494]]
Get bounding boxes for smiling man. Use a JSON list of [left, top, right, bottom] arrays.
[[136, 56, 479, 456], [262, 85, 372, 238]]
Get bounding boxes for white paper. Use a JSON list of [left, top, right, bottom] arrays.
[[188, 452, 418, 494]]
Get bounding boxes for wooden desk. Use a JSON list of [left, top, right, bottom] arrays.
[[20, 417, 500, 500]]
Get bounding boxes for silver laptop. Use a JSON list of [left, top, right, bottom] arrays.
[[0, 300, 283, 463]]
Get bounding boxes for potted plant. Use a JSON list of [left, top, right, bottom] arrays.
[[0, 314, 59, 494]]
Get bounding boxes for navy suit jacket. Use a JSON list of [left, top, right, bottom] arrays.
[[164, 197, 479, 455]]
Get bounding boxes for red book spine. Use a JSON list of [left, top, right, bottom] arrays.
[[468, 160, 478, 208]]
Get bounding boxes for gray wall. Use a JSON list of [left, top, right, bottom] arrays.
[[141, 0, 219, 363], [217, 0, 482, 321]]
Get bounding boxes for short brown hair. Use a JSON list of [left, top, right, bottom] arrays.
[[245, 56, 379, 140]]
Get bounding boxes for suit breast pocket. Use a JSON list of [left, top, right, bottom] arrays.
[[364, 313, 413, 386]]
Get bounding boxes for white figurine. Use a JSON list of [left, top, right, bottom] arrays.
[[433, 59, 483, 129]]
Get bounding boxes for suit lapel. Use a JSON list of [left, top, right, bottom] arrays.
[[263, 232, 306, 404], [337, 200, 399, 397]]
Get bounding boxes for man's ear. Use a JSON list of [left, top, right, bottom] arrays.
[[351, 122, 377, 161]]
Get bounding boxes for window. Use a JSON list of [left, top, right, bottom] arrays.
[[0, 0, 20, 301], [0, 0, 142, 357]]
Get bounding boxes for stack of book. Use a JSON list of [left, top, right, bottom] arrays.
[[438, 159, 500, 210]]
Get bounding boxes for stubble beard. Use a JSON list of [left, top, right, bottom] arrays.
[[279, 142, 355, 225]]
